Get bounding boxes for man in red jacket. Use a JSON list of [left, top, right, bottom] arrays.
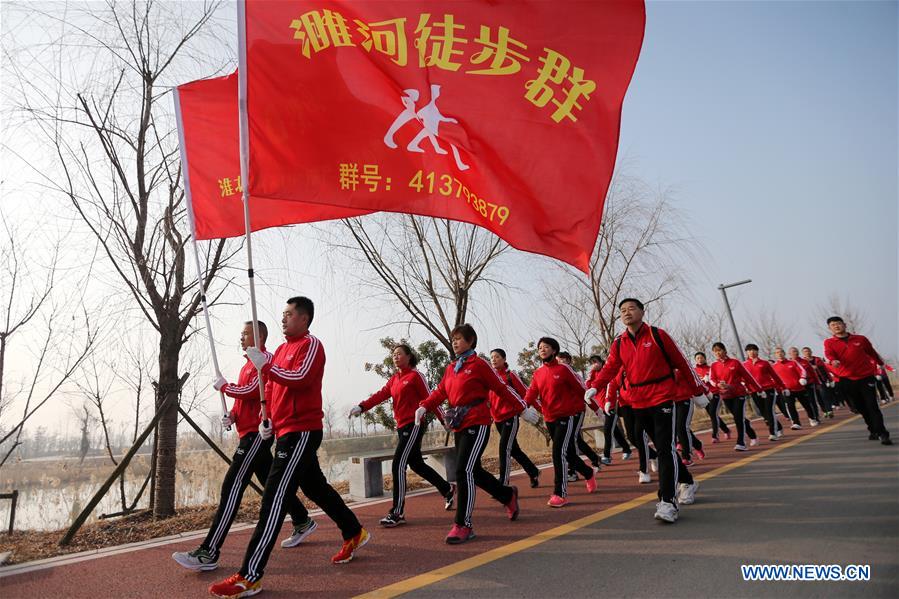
[[801, 346, 834, 419], [823, 316, 891, 445], [210, 298, 369, 599], [586, 298, 702, 523], [743, 343, 786, 441], [173, 321, 315, 573]]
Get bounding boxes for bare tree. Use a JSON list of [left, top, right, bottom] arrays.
[[673, 309, 729, 357], [556, 171, 699, 353], [336, 215, 507, 355], [3, 1, 238, 516], [547, 290, 601, 376], [747, 307, 797, 357]]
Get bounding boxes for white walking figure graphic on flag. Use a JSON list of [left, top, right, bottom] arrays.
[[383, 84, 470, 172]]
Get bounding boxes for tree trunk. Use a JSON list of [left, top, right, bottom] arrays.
[[152, 330, 181, 518]]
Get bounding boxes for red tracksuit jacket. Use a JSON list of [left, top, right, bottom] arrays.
[[709, 357, 762, 399], [525, 359, 587, 422], [794, 357, 821, 385], [771, 358, 807, 393], [360, 367, 431, 429], [261, 332, 325, 435], [743, 358, 786, 392], [222, 347, 272, 438], [421, 354, 524, 431], [489, 366, 528, 422], [589, 323, 698, 409], [823, 334, 883, 380], [693, 363, 714, 394]]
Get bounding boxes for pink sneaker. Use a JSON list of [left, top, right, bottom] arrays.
[[724, 431, 732, 440], [585, 473, 597, 494], [445, 524, 475, 545], [547, 494, 569, 508], [676, 442, 683, 451], [505, 486, 520, 521], [694, 447, 705, 460], [711, 437, 720, 444]]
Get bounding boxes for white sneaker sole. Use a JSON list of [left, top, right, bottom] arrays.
[[654, 511, 678, 523], [281, 519, 318, 548], [333, 530, 371, 564], [211, 587, 260, 599]]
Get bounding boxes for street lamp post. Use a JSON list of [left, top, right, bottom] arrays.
[[718, 279, 752, 361]]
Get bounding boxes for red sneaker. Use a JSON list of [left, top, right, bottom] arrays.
[[331, 528, 370, 564], [585, 472, 597, 494], [547, 494, 569, 508], [445, 524, 475, 544], [711, 437, 720, 444], [505, 485, 520, 521], [694, 447, 705, 460], [209, 573, 260, 598], [724, 431, 732, 440]]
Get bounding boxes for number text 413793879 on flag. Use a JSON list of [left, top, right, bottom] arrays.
[[239, 0, 645, 272]]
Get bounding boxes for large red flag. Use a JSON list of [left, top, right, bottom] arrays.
[[175, 71, 368, 240], [240, 0, 645, 271]]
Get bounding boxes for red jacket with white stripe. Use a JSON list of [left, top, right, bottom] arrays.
[[693, 363, 714, 394], [794, 357, 821, 385], [524, 360, 586, 423], [489, 366, 528, 422], [823, 334, 883, 380], [421, 354, 524, 431], [222, 347, 272, 438], [588, 323, 698, 409], [742, 358, 786, 392], [709, 357, 762, 399], [771, 358, 807, 392], [360, 367, 430, 429], [261, 332, 325, 435]]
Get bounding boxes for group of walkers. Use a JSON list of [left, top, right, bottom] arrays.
[[170, 295, 893, 599]]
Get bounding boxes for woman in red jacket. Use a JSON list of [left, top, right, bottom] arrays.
[[694, 352, 731, 443], [417, 324, 522, 545], [490, 348, 541, 488], [525, 337, 597, 508], [350, 344, 454, 528], [709, 342, 761, 451]]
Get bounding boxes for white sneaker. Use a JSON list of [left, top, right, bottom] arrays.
[[649, 459, 658, 473], [791, 424, 801, 430], [678, 482, 698, 505], [638, 471, 651, 484], [654, 501, 678, 523], [621, 451, 632, 461], [734, 444, 748, 451], [768, 434, 778, 441], [776, 429, 784, 438], [810, 419, 820, 427], [280, 518, 317, 548], [750, 438, 758, 446]]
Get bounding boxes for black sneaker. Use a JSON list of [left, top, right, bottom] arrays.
[[529, 473, 540, 488], [379, 512, 405, 527], [881, 434, 893, 446], [869, 433, 879, 440], [444, 484, 456, 511]]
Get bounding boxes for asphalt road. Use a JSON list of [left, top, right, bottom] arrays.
[[404, 406, 899, 598]]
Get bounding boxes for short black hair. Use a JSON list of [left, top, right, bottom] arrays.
[[557, 351, 572, 361], [245, 320, 268, 343], [745, 343, 758, 352], [618, 297, 644, 311], [490, 348, 507, 360], [802, 346, 812, 352], [451, 323, 477, 350], [393, 343, 419, 367], [588, 354, 603, 363], [286, 296, 314, 325], [694, 351, 706, 358], [537, 336, 560, 353], [826, 316, 844, 325], [712, 342, 727, 352]]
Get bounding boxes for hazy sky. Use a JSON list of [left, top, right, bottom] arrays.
[[2, 0, 896, 436]]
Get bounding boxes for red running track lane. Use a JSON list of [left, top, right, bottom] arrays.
[[0, 409, 858, 598]]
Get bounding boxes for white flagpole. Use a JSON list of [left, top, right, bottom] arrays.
[[173, 87, 230, 427], [237, 0, 268, 423]]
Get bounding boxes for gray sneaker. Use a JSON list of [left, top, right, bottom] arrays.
[[654, 501, 679, 523], [171, 547, 218, 571], [281, 518, 318, 548]]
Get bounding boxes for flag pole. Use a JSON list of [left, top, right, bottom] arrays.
[[237, 0, 267, 423], [173, 86, 230, 426]]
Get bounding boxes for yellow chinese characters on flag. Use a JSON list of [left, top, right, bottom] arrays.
[[242, 0, 645, 271]]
